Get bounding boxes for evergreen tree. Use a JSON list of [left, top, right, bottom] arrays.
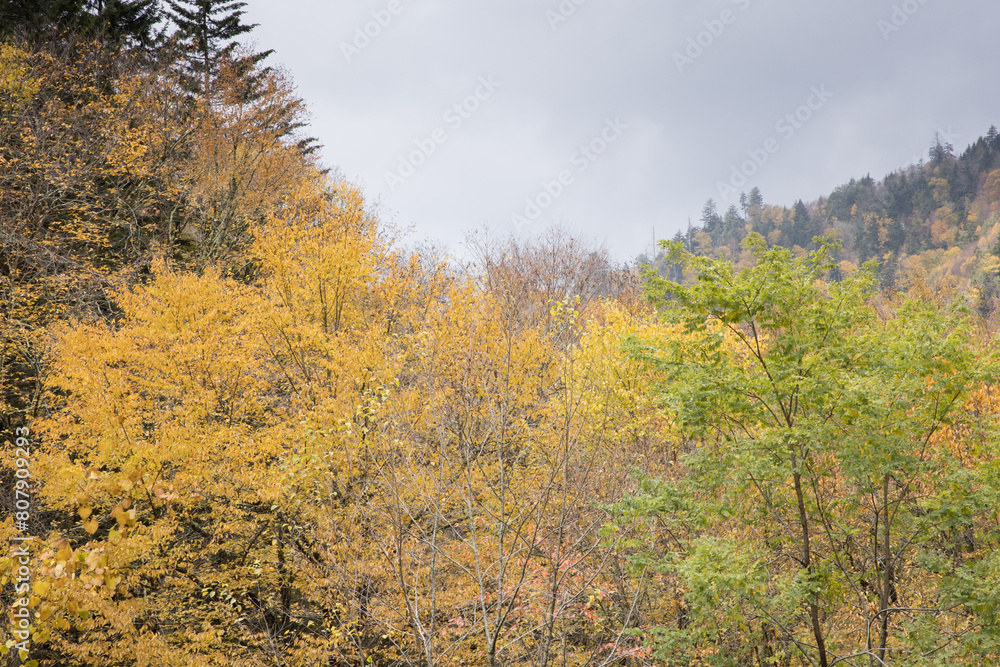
[[744, 187, 766, 234], [723, 204, 744, 244], [86, 0, 162, 49], [166, 0, 271, 100], [0, 0, 87, 40], [929, 131, 955, 166], [0, 0, 160, 48], [166, 0, 321, 155], [789, 199, 816, 248], [700, 199, 722, 243]]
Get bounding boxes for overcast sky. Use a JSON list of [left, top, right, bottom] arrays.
[[242, 0, 1000, 261]]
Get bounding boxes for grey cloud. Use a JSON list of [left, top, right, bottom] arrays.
[[245, 0, 1000, 259]]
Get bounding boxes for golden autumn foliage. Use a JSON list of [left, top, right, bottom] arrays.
[[0, 42, 184, 323], [178, 55, 317, 268], [0, 34, 316, 432], [1, 173, 676, 665], [0, 39, 191, 439]]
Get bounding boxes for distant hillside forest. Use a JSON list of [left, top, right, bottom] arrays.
[[643, 128, 1000, 312]]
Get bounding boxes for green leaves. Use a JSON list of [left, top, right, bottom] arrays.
[[623, 236, 1000, 665]]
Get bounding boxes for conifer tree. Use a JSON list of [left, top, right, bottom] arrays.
[[0, 0, 80, 39], [745, 186, 764, 231], [86, 0, 162, 49], [700, 199, 722, 242], [166, 0, 271, 101], [0, 0, 160, 48], [790, 198, 815, 247]]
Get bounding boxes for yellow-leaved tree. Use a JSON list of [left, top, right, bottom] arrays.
[[6, 166, 678, 665], [3, 177, 397, 666]]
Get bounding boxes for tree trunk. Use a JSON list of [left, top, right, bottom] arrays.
[[792, 448, 828, 667]]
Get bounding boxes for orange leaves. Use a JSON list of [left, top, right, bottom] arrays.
[[179, 61, 316, 264], [0, 39, 194, 396], [0, 32, 368, 666]]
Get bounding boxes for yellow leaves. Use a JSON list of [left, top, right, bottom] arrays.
[[110, 506, 137, 532], [0, 43, 39, 110], [568, 303, 672, 447], [84, 551, 106, 573], [255, 178, 384, 337], [179, 64, 316, 263], [32, 236, 358, 661], [981, 255, 1000, 276], [18, 158, 679, 665], [55, 545, 73, 564], [929, 176, 952, 205], [152, 485, 180, 501]]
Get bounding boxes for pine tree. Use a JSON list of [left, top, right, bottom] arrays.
[[0, 0, 160, 48], [0, 0, 86, 40], [700, 199, 722, 243], [929, 131, 955, 166], [166, 0, 272, 100], [86, 0, 162, 49], [790, 199, 816, 248]]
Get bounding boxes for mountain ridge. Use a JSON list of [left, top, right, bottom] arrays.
[[646, 124, 1000, 311]]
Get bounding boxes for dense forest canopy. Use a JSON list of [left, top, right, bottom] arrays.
[[2, 3, 1000, 667]]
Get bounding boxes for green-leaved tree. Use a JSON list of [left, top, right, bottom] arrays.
[[624, 234, 1000, 666]]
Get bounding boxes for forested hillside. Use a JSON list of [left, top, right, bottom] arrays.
[[2, 3, 1000, 667], [647, 129, 1000, 313]]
